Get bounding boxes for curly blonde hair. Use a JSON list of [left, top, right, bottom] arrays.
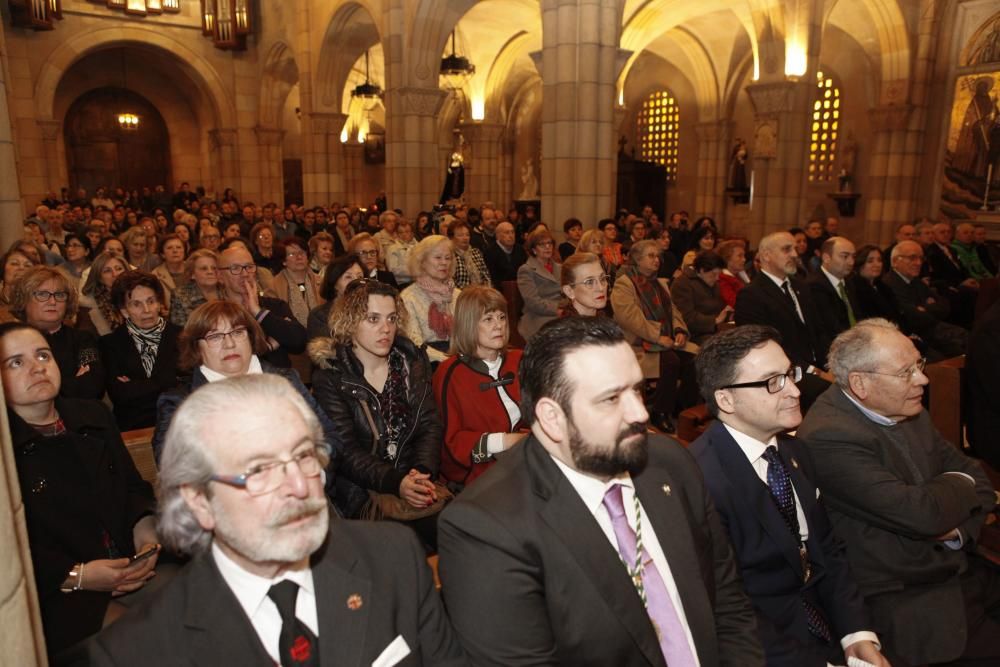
[[327, 279, 409, 346]]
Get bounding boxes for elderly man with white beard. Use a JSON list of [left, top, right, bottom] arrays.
[[87, 374, 464, 667]]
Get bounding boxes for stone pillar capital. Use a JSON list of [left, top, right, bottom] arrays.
[[868, 104, 912, 132], [387, 87, 447, 117], [209, 128, 238, 149], [745, 81, 800, 117], [461, 122, 504, 143], [308, 112, 348, 135], [36, 119, 61, 140], [253, 125, 285, 145]]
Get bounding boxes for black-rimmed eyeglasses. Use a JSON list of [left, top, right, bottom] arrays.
[[721, 366, 802, 394]]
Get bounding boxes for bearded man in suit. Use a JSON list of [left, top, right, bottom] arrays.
[[438, 316, 763, 666], [88, 374, 464, 667]]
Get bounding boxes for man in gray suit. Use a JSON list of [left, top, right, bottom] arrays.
[[438, 316, 763, 666], [798, 318, 999, 665], [88, 374, 464, 666]]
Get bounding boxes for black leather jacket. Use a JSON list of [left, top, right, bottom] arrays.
[[310, 335, 441, 517]]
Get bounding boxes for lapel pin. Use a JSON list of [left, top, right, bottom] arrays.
[[346, 594, 363, 611], [662, 484, 672, 496], [791, 458, 799, 469]]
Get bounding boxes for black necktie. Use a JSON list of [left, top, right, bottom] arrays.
[[760, 447, 832, 643], [267, 580, 320, 667]]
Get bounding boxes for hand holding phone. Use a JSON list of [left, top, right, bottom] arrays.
[[130, 544, 161, 563]]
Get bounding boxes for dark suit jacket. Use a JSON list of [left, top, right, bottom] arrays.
[[484, 241, 527, 284], [925, 242, 969, 290], [735, 272, 823, 369], [258, 296, 308, 368], [689, 421, 870, 666], [99, 322, 183, 431], [437, 434, 764, 666], [87, 520, 466, 666], [805, 271, 860, 360], [880, 270, 950, 337], [797, 386, 996, 664]]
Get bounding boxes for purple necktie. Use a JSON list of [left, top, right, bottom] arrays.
[[603, 483, 698, 666]]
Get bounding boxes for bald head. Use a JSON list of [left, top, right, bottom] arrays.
[[218, 246, 256, 294], [496, 221, 516, 248], [758, 232, 797, 278], [820, 236, 856, 279], [891, 240, 923, 280]]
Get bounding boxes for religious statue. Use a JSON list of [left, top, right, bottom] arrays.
[[839, 131, 858, 192], [728, 139, 749, 191], [519, 158, 538, 200], [439, 151, 465, 204]]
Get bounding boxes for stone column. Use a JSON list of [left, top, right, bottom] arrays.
[[694, 120, 733, 225], [303, 112, 348, 207], [254, 125, 285, 206], [384, 87, 448, 216], [343, 142, 365, 208], [536, 0, 624, 227], [744, 80, 812, 244], [462, 122, 504, 208], [865, 104, 914, 245], [209, 128, 239, 198], [37, 119, 62, 197]]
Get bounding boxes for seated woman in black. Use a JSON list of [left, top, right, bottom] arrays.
[[310, 278, 444, 548], [10, 265, 105, 400], [99, 271, 182, 431], [306, 253, 365, 341], [0, 322, 159, 657]]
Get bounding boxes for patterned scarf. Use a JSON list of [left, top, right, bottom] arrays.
[[620, 265, 673, 337], [458, 247, 485, 285], [416, 275, 454, 339], [379, 348, 412, 460], [282, 269, 319, 326], [126, 317, 166, 377]]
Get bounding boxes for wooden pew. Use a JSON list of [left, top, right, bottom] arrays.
[[122, 427, 157, 486]]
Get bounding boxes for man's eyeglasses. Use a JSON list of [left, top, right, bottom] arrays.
[[209, 447, 323, 496], [856, 357, 926, 381], [200, 326, 248, 346], [571, 274, 610, 289], [219, 263, 257, 275], [358, 249, 379, 258], [32, 290, 69, 303], [722, 366, 802, 394]]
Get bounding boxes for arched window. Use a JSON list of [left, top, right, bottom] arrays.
[[808, 71, 841, 182], [637, 90, 679, 181]]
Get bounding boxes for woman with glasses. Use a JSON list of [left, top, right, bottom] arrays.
[[168, 249, 222, 327], [433, 286, 524, 488], [77, 253, 129, 336], [11, 266, 105, 400], [399, 235, 461, 363], [0, 321, 160, 656], [310, 279, 444, 547], [99, 271, 181, 431], [717, 239, 750, 308], [55, 233, 92, 289], [558, 252, 608, 317], [349, 232, 398, 287], [153, 301, 341, 487], [517, 228, 563, 340], [267, 237, 324, 328], [250, 222, 283, 274], [306, 253, 366, 341]]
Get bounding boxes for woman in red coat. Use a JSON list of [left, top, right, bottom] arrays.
[[433, 286, 525, 487], [717, 239, 750, 308]]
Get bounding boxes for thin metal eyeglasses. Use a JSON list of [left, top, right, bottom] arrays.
[[32, 290, 69, 303], [856, 357, 926, 381], [571, 274, 610, 289], [200, 326, 248, 346], [209, 447, 323, 496], [219, 263, 257, 275], [722, 366, 803, 394]]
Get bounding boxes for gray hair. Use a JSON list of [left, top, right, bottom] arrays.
[[827, 318, 900, 388], [157, 374, 330, 555], [627, 239, 660, 265]]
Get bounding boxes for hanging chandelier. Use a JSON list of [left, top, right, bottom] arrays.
[[351, 50, 383, 111], [118, 113, 140, 131], [440, 30, 475, 91]]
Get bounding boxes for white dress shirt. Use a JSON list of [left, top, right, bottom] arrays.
[[722, 424, 879, 657], [484, 354, 522, 455], [212, 542, 319, 664], [550, 456, 701, 665]]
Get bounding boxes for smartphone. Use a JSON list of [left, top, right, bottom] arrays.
[[130, 544, 160, 563]]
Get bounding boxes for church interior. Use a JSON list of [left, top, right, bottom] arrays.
[[1, 0, 1000, 663]]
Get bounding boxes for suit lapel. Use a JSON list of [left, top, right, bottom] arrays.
[[707, 422, 803, 576], [182, 555, 275, 667], [530, 257, 559, 284], [313, 529, 372, 667], [528, 440, 666, 667]]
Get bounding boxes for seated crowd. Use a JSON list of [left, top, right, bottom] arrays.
[[7, 185, 999, 665]]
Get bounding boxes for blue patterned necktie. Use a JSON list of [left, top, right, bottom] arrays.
[[760, 446, 832, 643]]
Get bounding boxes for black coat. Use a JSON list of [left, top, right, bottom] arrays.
[[11, 398, 155, 654], [925, 243, 968, 290], [484, 241, 527, 284], [850, 274, 903, 325], [99, 322, 183, 431], [735, 273, 824, 369], [257, 296, 308, 368], [311, 335, 442, 518], [46, 325, 106, 400], [805, 271, 861, 361]]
